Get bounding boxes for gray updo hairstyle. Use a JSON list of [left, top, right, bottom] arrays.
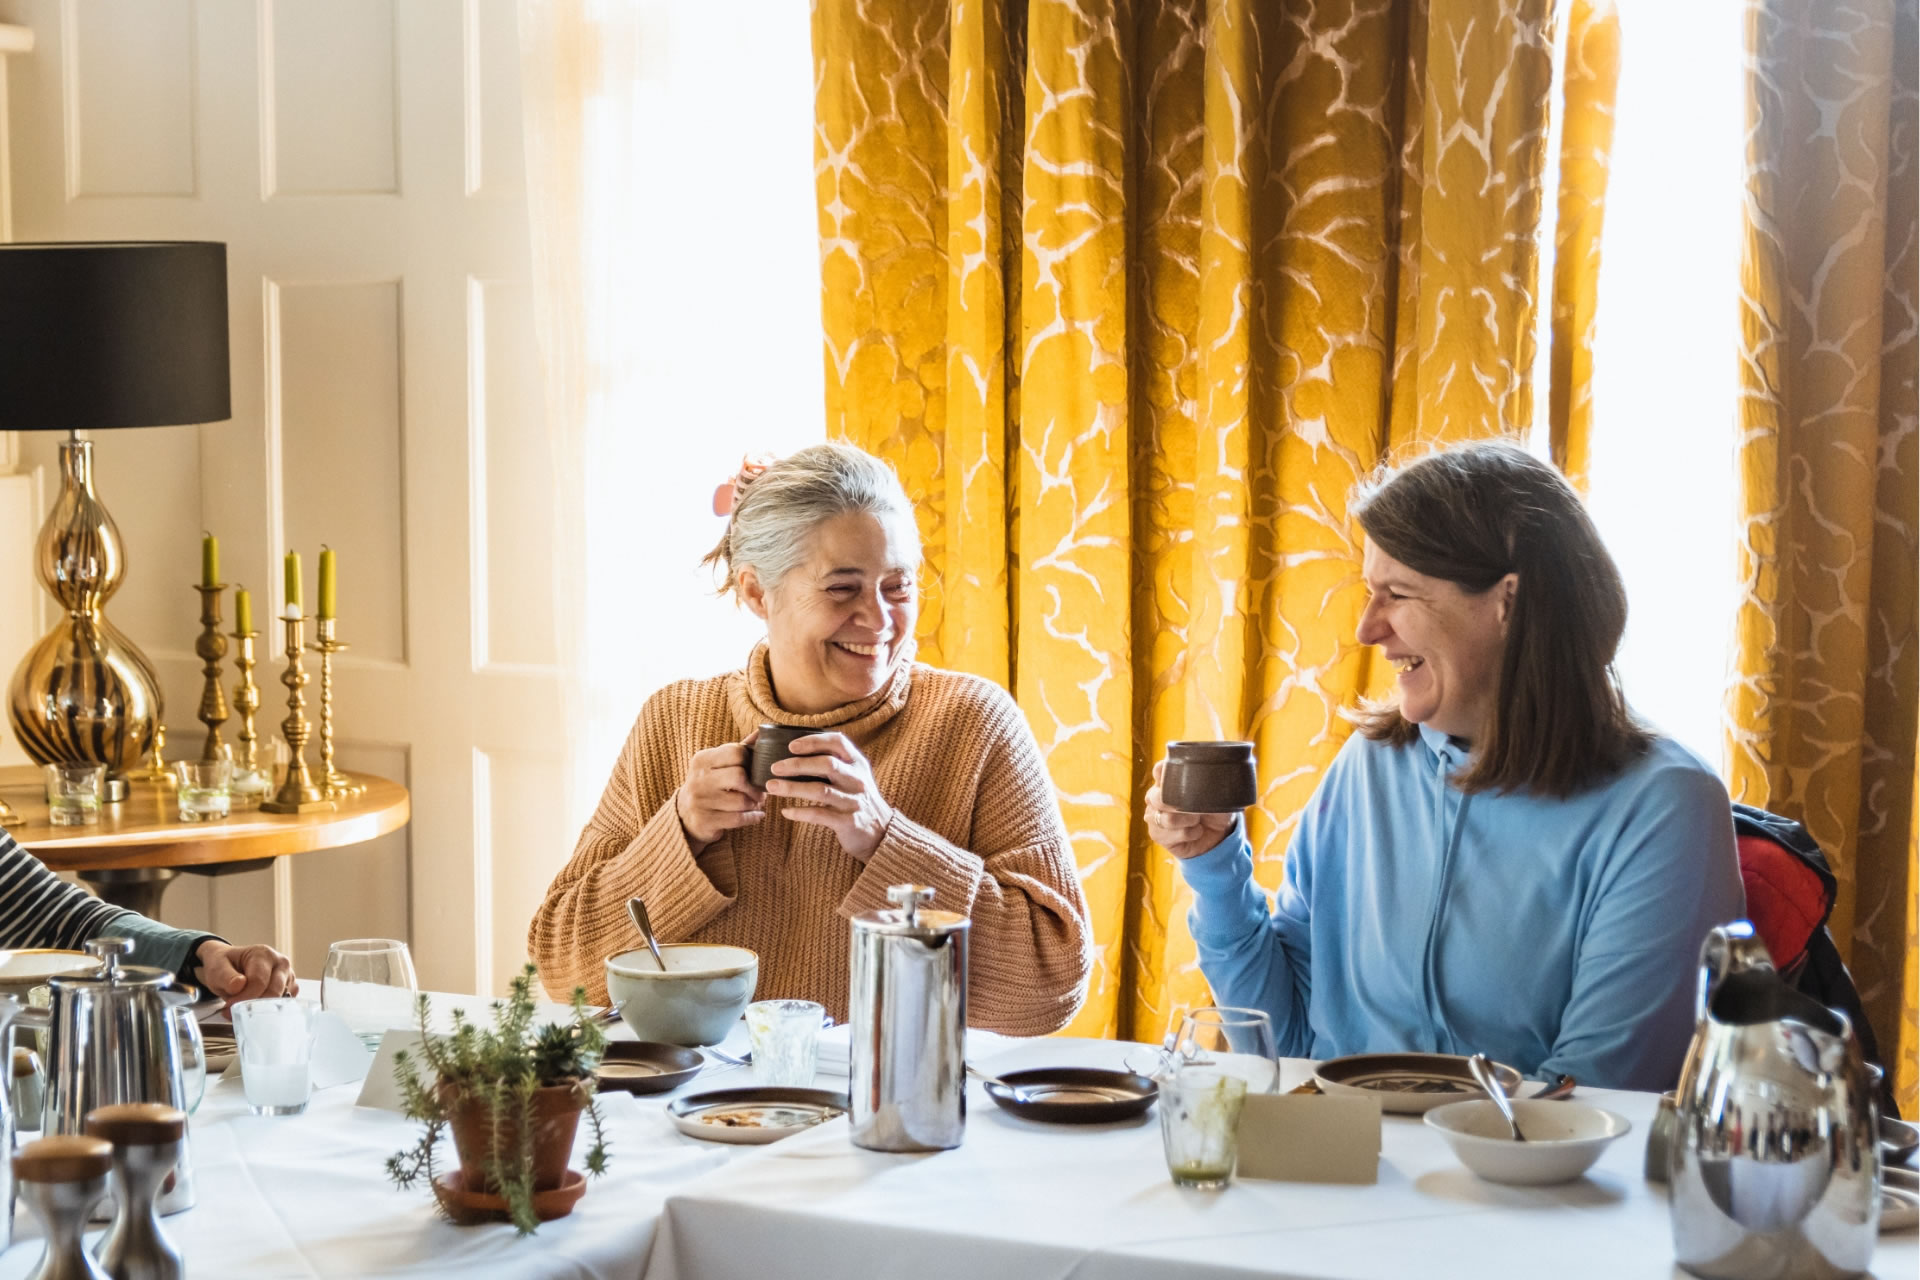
[[701, 443, 921, 598]]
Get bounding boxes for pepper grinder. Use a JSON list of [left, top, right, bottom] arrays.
[[12, 1134, 113, 1280], [85, 1105, 186, 1280]]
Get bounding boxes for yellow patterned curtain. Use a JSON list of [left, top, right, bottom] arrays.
[[1728, 0, 1919, 1113], [815, 0, 1610, 1039]]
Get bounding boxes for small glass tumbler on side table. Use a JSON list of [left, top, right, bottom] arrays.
[[746, 999, 823, 1086], [228, 765, 273, 811], [322, 938, 419, 1052], [41, 764, 105, 827], [232, 998, 318, 1116], [1158, 1006, 1278, 1190], [174, 759, 233, 822]]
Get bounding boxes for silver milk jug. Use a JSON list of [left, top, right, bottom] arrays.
[[1669, 921, 1879, 1279], [21, 939, 197, 1217], [848, 884, 968, 1152], [0, 997, 26, 1253]]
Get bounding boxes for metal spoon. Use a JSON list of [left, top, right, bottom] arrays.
[[627, 897, 667, 971], [1469, 1053, 1526, 1141], [965, 1062, 1039, 1105]]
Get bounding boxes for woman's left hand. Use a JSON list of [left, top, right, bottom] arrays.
[[766, 733, 893, 862]]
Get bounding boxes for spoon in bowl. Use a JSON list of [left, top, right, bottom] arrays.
[[1469, 1053, 1526, 1142], [627, 897, 668, 972]]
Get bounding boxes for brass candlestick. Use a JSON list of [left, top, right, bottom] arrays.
[[192, 584, 230, 761], [125, 721, 175, 788], [231, 629, 262, 775], [261, 613, 330, 814], [310, 617, 362, 799]]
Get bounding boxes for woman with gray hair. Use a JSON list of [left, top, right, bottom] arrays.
[[529, 443, 1093, 1035]]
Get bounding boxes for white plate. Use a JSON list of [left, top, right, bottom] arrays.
[[667, 1087, 847, 1145]]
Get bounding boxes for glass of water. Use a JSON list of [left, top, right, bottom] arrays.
[[174, 759, 233, 822], [232, 998, 318, 1116], [746, 999, 822, 1086], [41, 764, 104, 827], [1159, 1006, 1277, 1189], [322, 939, 418, 1050]]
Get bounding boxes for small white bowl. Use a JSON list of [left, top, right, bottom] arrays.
[[1425, 1099, 1633, 1185], [604, 944, 758, 1046]]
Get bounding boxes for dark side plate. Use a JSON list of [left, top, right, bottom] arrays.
[[1314, 1052, 1523, 1115], [594, 1041, 705, 1095], [982, 1067, 1158, 1124]]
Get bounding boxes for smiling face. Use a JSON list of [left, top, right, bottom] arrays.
[[740, 510, 920, 714], [1356, 541, 1517, 743]]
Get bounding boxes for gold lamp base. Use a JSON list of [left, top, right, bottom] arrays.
[[6, 438, 160, 800]]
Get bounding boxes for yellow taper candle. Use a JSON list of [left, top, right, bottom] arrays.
[[318, 546, 337, 620], [284, 551, 302, 614], [201, 532, 220, 587], [234, 586, 252, 634]]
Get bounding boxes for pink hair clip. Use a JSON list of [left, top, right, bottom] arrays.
[[712, 452, 776, 516]]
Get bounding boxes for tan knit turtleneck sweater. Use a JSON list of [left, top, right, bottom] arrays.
[[527, 644, 1093, 1036]]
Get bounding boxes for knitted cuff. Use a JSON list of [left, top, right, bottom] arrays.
[[840, 810, 986, 920]]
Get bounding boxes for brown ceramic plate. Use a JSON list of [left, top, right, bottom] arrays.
[[593, 1041, 704, 1095], [1315, 1053, 1523, 1115], [668, 1087, 848, 1144], [981, 1067, 1157, 1124]]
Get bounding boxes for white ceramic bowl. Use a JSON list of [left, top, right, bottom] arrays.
[[604, 944, 758, 1046], [1425, 1100, 1633, 1185]]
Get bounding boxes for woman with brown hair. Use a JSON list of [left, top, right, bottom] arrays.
[[529, 443, 1092, 1035], [1144, 440, 1743, 1091]]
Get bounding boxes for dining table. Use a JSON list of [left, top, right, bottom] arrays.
[[0, 995, 1909, 1279]]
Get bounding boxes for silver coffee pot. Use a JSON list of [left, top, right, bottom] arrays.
[[17, 938, 200, 1217], [1668, 921, 1879, 1279], [848, 884, 968, 1152]]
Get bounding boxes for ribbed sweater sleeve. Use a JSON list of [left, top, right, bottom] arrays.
[[0, 830, 218, 985], [839, 684, 1091, 1036], [526, 682, 735, 999]]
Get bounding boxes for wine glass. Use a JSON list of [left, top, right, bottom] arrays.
[[321, 938, 418, 1050]]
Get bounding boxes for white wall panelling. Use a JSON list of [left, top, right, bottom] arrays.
[[0, 0, 563, 995], [63, 0, 196, 198]]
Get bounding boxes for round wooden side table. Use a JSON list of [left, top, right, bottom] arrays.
[[0, 765, 410, 918]]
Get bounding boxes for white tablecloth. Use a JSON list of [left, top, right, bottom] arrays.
[[1, 1020, 1909, 1279], [639, 1036, 1920, 1280]]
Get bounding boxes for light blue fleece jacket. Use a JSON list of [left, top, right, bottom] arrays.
[[1177, 725, 1744, 1092]]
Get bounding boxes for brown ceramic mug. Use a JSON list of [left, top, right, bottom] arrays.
[[748, 725, 827, 788], [1159, 741, 1257, 813]]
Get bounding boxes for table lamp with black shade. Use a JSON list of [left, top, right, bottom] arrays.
[[0, 241, 231, 801]]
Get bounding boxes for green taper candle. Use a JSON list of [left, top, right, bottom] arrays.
[[284, 551, 302, 615], [234, 586, 252, 634], [318, 546, 337, 620], [201, 532, 219, 587]]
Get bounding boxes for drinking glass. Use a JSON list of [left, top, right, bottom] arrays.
[[232, 998, 317, 1116], [1159, 1006, 1277, 1189], [41, 764, 104, 827], [322, 939, 419, 1050], [173, 759, 232, 822], [228, 764, 273, 811], [746, 999, 823, 1086]]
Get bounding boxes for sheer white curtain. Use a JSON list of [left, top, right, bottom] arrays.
[[519, 0, 824, 827], [1583, 0, 1746, 764]]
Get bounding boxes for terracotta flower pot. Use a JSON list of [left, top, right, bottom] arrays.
[[442, 1081, 585, 1195]]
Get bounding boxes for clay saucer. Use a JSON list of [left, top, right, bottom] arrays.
[[432, 1169, 587, 1225]]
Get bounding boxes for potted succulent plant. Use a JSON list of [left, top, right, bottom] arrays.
[[385, 965, 611, 1234]]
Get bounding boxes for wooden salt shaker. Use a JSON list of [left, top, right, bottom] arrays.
[[12, 1134, 113, 1280], [85, 1105, 186, 1280]]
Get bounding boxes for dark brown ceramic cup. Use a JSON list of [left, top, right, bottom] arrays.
[[748, 724, 827, 788], [1159, 741, 1258, 813]]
